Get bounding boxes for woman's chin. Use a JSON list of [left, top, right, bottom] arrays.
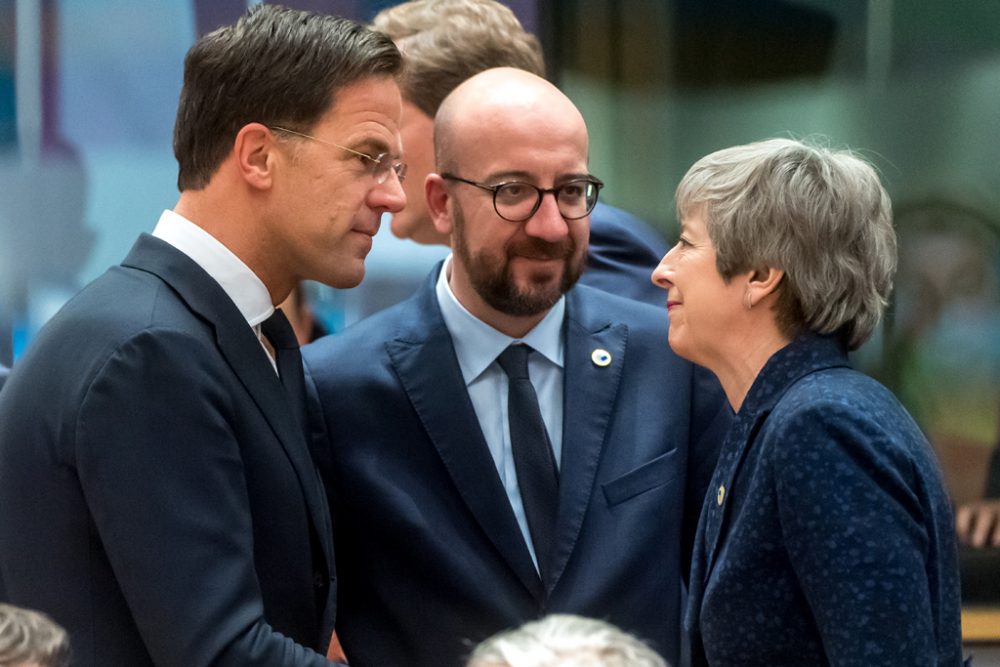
[[667, 329, 696, 363]]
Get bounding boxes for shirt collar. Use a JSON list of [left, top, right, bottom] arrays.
[[152, 209, 274, 327], [740, 332, 851, 418], [435, 255, 565, 386]]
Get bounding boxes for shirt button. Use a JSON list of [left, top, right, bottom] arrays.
[[716, 484, 726, 506]]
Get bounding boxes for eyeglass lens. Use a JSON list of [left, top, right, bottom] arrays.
[[369, 157, 407, 185], [494, 181, 599, 221]]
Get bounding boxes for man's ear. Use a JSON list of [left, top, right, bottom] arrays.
[[425, 173, 454, 235], [234, 123, 276, 191], [746, 265, 785, 309]]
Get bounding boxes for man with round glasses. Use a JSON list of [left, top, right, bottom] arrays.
[[302, 67, 729, 667], [439, 174, 603, 223], [370, 0, 669, 307]]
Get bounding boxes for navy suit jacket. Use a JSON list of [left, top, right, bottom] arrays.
[[303, 265, 729, 667], [584, 202, 668, 307], [0, 235, 338, 666], [686, 334, 963, 666]]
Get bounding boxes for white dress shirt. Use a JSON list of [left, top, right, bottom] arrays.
[[152, 209, 276, 370], [435, 255, 565, 570]]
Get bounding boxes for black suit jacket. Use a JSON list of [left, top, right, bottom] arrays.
[[0, 235, 338, 666], [303, 266, 729, 666]]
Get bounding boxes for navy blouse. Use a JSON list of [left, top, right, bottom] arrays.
[[685, 333, 964, 666]]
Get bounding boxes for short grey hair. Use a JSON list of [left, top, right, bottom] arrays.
[[466, 614, 669, 667], [675, 137, 896, 349], [0, 603, 71, 667]]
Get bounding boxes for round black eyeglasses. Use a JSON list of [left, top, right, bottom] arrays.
[[441, 174, 603, 222]]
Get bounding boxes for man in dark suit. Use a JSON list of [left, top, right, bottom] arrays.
[[372, 0, 668, 306], [303, 67, 727, 667], [0, 6, 405, 666]]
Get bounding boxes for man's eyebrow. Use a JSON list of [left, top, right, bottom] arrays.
[[483, 171, 593, 184], [554, 172, 594, 184], [483, 170, 534, 183], [349, 137, 396, 159]]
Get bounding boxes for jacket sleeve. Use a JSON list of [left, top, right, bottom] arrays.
[[768, 401, 942, 665], [76, 329, 338, 667], [682, 364, 731, 577]]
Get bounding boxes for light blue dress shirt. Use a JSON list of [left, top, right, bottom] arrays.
[[435, 256, 564, 570]]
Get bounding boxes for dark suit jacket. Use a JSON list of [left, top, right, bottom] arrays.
[[0, 235, 338, 666], [686, 334, 963, 666], [584, 202, 668, 307], [302, 266, 729, 667]]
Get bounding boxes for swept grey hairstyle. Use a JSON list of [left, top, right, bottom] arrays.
[[0, 603, 71, 667], [675, 138, 896, 349], [466, 614, 669, 667]]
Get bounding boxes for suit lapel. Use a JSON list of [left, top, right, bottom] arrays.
[[121, 234, 332, 566], [699, 411, 767, 580], [386, 274, 543, 600], [696, 334, 853, 588], [547, 288, 626, 592]]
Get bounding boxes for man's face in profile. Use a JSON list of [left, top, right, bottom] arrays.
[[389, 99, 451, 246]]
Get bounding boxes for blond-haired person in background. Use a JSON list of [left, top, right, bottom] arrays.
[[467, 615, 667, 667], [0, 604, 70, 667]]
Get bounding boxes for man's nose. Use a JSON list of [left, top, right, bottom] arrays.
[[523, 192, 569, 242]]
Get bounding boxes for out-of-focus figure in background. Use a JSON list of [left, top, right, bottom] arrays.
[[280, 283, 329, 346], [956, 431, 1000, 604], [958, 439, 1000, 549], [882, 200, 1000, 605], [466, 614, 668, 667]]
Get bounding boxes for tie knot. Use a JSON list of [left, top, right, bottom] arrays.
[[261, 308, 299, 350], [497, 344, 531, 381]]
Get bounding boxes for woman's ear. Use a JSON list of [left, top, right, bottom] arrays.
[[746, 266, 784, 309]]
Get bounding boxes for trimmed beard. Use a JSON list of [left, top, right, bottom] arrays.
[[451, 200, 584, 317]]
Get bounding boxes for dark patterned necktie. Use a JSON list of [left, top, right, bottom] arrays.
[[496, 344, 559, 583]]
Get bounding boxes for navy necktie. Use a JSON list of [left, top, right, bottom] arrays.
[[497, 344, 559, 583], [261, 308, 306, 431]]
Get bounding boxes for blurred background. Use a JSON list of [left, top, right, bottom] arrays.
[[1, 0, 999, 621]]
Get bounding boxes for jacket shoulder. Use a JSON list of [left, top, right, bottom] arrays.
[[302, 291, 424, 366], [567, 283, 668, 333]]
